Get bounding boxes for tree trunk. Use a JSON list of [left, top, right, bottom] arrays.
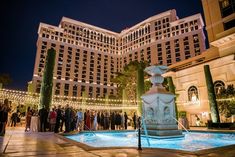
[[82, 91, 87, 106], [167, 77, 178, 120], [122, 88, 129, 113], [105, 94, 109, 105], [137, 66, 145, 116], [204, 65, 220, 123], [39, 48, 56, 110]]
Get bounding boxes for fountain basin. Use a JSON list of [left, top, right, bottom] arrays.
[[64, 130, 235, 151]]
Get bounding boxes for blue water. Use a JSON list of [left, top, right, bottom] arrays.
[[65, 131, 235, 151]]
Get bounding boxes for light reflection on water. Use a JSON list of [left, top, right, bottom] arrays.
[[66, 131, 235, 151]]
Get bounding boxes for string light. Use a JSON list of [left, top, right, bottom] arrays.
[[0, 88, 139, 110], [3, 88, 233, 109]]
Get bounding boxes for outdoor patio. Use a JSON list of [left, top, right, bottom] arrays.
[[1, 127, 235, 157]]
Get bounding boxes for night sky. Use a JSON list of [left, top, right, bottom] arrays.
[[0, 0, 205, 90]]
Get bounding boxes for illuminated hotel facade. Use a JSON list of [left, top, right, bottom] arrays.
[[31, 9, 206, 98], [164, 0, 235, 126]]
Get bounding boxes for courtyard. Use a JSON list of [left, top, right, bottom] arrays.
[[1, 0, 235, 156]]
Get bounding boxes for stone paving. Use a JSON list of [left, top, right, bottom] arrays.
[[0, 127, 235, 157]]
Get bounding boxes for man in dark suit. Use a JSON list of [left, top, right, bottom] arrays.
[[39, 106, 48, 132]]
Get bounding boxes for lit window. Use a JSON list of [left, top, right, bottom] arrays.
[[220, 0, 230, 8], [214, 80, 225, 94], [188, 86, 199, 102]]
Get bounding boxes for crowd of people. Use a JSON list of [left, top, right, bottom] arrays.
[[35, 104, 138, 133], [0, 99, 139, 135]]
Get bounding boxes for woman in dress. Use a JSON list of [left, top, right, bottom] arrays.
[[48, 108, 57, 132], [93, 111, 97, 131], [85, 110, 91, 130], [25, 107, 32, 132]]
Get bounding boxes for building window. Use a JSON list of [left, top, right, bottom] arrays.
[[64, 84, 69, 96], [188, 86, 199, 102], [214, 80, 225, 94], [55, 83, 60, 95], [73, 85, 78, 97], [224, 18, 235, 30], [103, 88, 107, 96], [36, 80, 41, 93], [219, 0, 235, 17]]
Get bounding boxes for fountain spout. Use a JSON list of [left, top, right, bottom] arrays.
[[141, 117, 150, 146], [84, 124, 97, 136], [171, 116, 189, 133]]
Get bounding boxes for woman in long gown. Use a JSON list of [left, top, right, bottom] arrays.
[[25, 107, 32, 132], [85, 110, 91, 130], [93, 111, 97, 131]]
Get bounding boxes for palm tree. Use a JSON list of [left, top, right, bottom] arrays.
[[216, 84, 235, 119], [112, 61, 149, 115], [137, 61, 147, 115]]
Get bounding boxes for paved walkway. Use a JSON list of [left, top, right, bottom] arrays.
[[0, 127, 235, 157]]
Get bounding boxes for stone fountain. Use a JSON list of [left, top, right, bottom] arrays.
[[141, 65, 183, 137]]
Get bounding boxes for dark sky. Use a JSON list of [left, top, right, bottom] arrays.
[[0, 0, 205, 90]]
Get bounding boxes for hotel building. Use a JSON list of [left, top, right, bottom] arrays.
[[164, 0, 235, 126], [31, 9, 206, 98]]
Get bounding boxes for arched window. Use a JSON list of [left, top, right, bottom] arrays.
[[188, 86, 199, 101], [214, 80, 225, 94]]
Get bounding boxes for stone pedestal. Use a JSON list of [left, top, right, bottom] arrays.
[[141, 65, 182, 137]]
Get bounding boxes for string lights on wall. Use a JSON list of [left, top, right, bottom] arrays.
[[0, 88, 139, 110]]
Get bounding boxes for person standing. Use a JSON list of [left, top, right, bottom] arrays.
[[110, 112, 115, 130], [124, 112, 128, 130], [85, 110, 91, 130], [100, 112, 104, 130], [0, 104, 9, 135], [60, 107, 65, 132], [93, 111, 97, 131], [70, 108, 76, 131], [104, 112, 109, 130], [97, 111, 101, 130], [132, 112, 137, 130], [0, 104, 4, 135], [7, 102, 12, 127], [76, 109, 83, 131], [48, 108, 57, 132], [11, 110, 18, 127], [115, 112, 122, 130], [64, 104, 71, 133], [25, 107, 32, 132], [89, 111, 94, 130], [54, 105, 62, 133], [39, 106, 48, 132]]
